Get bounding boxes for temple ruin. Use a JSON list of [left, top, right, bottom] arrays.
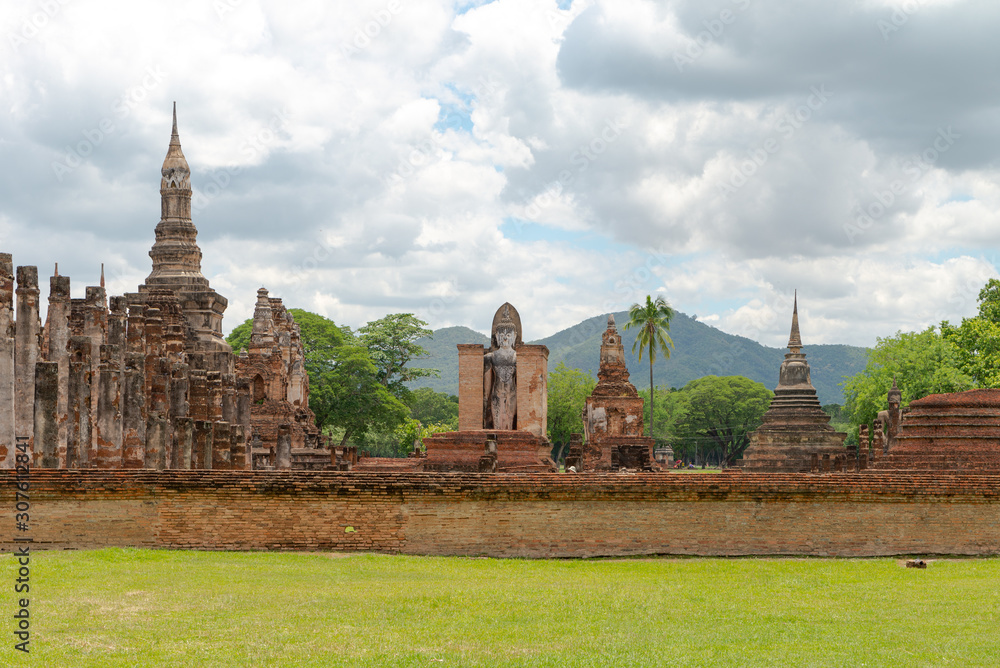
[[0, 104, 325, 471], [738, 294, 849, 472], [871, 388, 1000, 471], [418, 303, 555, 472], [565, 314, 661, 471]]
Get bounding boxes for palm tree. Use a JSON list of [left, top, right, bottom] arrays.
[[623, 295, 675, 442]]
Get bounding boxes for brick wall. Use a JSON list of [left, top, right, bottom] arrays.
[[3, 470, 999, 557]]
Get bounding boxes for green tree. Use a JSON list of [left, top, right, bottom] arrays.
[[408, 387, 459, 430], [672, 375, 772, 467], [623, 295, 675, 440], [225, 309, 426, 451], [941, 279, 1000, 386], [317, 344, 410, 447], [546, 362, 597, 461], [843, 327, 974, 433], [358, 313, 437, 402], [637, 385, 686, 445]]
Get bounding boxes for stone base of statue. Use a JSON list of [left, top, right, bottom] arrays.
[[565, 434, 659, 472], [421, 430, 556, 473]]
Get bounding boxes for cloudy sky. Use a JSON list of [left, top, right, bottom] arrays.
[[2, 0, 998, 347]]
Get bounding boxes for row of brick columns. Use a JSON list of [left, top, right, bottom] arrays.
[[1, 254, 261, 470]]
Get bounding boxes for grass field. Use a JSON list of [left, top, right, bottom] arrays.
[[2, 549, 998, 667]]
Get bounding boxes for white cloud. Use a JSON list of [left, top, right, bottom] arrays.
[[2, 0, 1000, 352]]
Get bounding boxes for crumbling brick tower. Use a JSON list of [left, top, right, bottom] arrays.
[[235, 287, 325, 469], [566, 314, 658, 471]]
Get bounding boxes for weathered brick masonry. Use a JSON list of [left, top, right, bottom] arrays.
[[3, 470, 1000, 557]]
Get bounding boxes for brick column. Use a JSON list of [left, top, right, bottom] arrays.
[[515, 344, 549, 438], [67, 337, 92, 468], [457, 344, 485, 431], [276, 424, 292, 469], [83, 285, 107, 458], [45, 274, 71, 467], [194, 420, 213, 469], [230, 424, 248, 470], [145, 414, 168, 469], [173, 417, 193, 470], [212, 421, 231, 469], [14, 267, 40, 452], [122, 353, 146, 468], [33, 362, 59, 468], [95, 344, 123, 468], [0, 255, 15, 468]]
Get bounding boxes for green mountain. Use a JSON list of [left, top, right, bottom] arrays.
[[409, 311, 869, 405]]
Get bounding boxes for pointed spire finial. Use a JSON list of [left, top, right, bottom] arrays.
[[100, 263, 105, 288], [161, 102, 191, 189], [171, 101, 179, 145], [787, 290, 802, 351]]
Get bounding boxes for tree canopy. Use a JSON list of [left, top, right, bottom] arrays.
[[842, 327, 974, 433], [941, 278, 1000, 387], [408, 387, 459, 429], [225, 309, 436, 453], [671, 375, 772, 467], [358, 313, 437, 402], [546, 362, 597, 460]]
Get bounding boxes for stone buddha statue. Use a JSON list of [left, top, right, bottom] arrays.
[[484, 304, 518, 430]]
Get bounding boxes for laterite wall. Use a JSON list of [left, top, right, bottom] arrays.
[[2, 470, 999, 557]]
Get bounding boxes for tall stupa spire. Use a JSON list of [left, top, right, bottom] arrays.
[[787, 290, 802, 353], [132, 104, 229, 354], [146, 102, 205, 287]]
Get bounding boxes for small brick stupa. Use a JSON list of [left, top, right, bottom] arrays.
[[739, 294, 847, 472], [566, 314, 659, 471]]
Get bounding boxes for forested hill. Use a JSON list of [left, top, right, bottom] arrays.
[[409, 311, 868, 405]]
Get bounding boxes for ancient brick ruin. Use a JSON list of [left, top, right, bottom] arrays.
[[419, 303, 555, 472], [0, 105, 323, 471], [565, 314, 660, 471], [236, 288, 327, 469], [738, 294, 849, 472], [871, 388, 1000, 471]]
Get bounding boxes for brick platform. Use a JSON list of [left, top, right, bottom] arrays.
[[3, 470, 1000, 557], [875, 389, 1000, 471]]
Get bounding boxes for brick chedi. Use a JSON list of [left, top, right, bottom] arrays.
[[738, 294, 848, 472], [566, 314, 659, 471], [235, 287, 327, 470], [872, 388, 1000, 471], [127, 103, 232, 376]]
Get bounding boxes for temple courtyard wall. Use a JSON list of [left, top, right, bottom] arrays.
[[3, 469, 999, 557]]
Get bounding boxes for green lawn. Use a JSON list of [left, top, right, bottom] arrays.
[[2, 549, 997, 667]]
